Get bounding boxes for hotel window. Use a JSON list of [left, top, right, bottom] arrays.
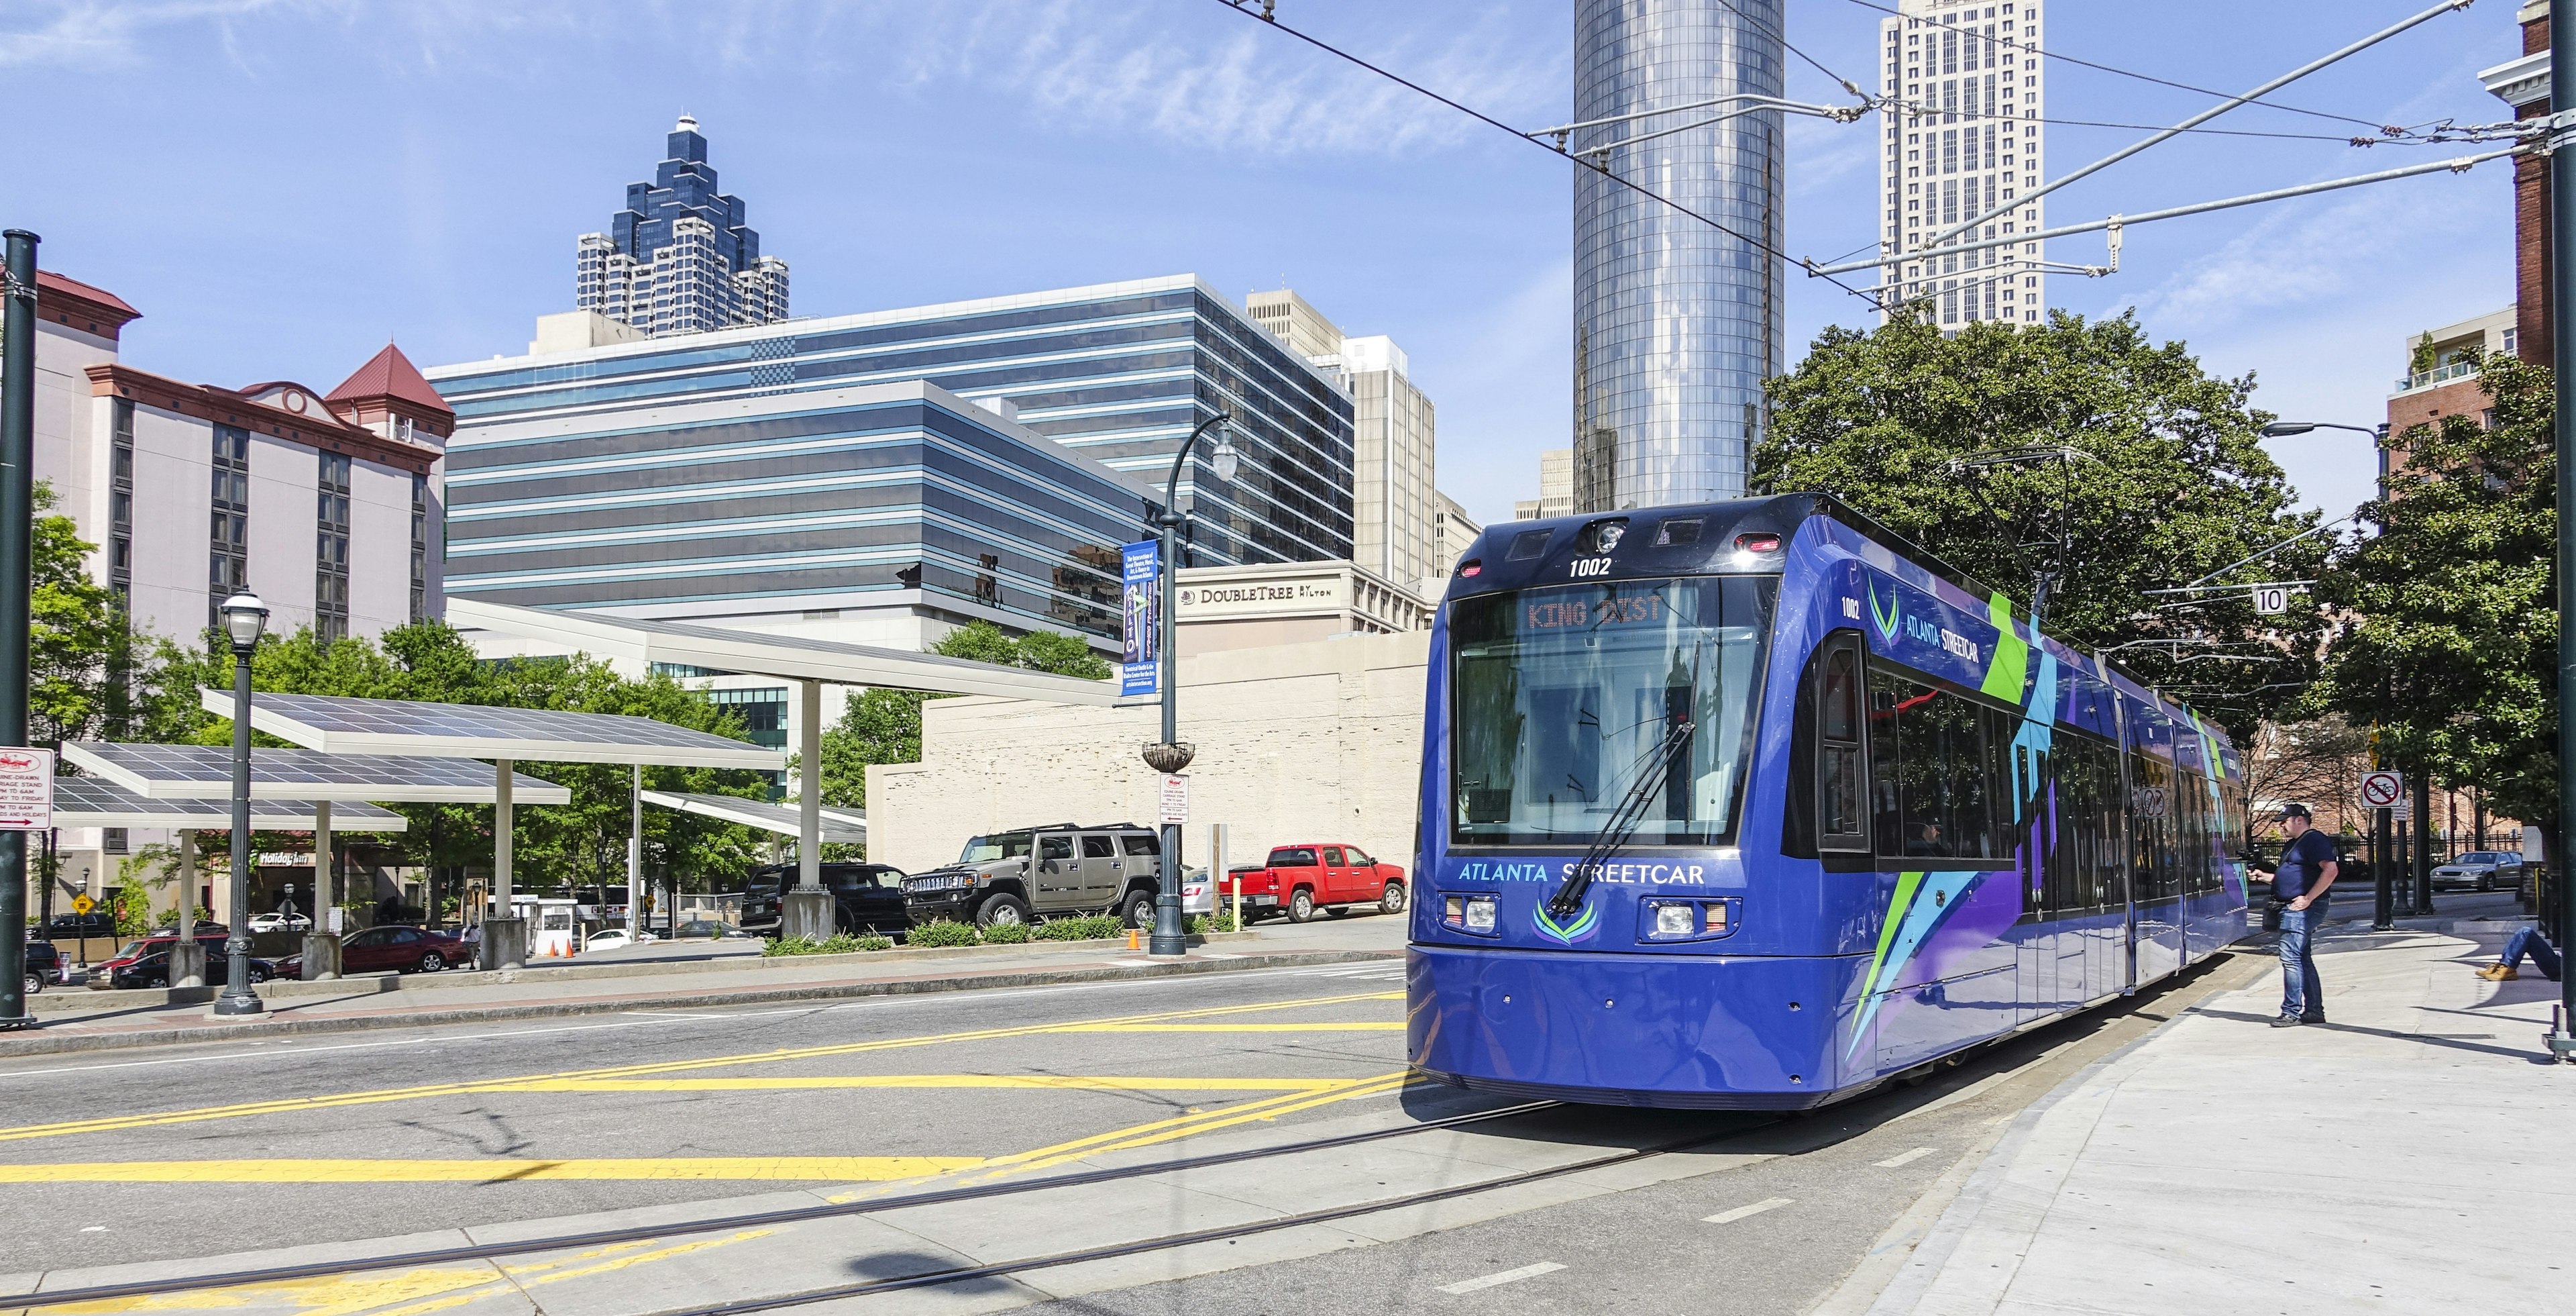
[[409, 474, 429, 621], [109, 399, 134, 597], [208, 424, 250, 631], [317, 452, 351, 642]]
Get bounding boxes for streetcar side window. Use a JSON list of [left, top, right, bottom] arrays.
[[2047, 727, 2123, 911], [1867, 667, 2012, 863], [1818, 642, 1868, 852]]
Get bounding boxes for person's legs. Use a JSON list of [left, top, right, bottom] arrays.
[[2528, 929, 2563, 981], [2299, 918, 2325, 1022], [2500, 926, 2538, 969], [2277, 907, 2312, 1020]]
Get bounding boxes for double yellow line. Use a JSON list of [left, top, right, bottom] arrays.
[[0, 990, 1401, 1146]]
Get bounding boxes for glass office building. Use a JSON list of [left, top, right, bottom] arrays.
[[1571, 0, 1786, 509], [426, 276, 1354, 648]]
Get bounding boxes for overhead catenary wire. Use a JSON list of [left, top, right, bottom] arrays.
[[1211, 0, 1891, 308], [1915, 0, 2475, 256], [1841, 0, 2420, 138]]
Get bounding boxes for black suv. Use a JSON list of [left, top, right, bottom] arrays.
[[740, 863, 911, 938], [21, 939, 58, 993], [903, 823, 1164, 928]]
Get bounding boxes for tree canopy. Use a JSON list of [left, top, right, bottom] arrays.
[[27, 481, 120, 747], [2309, 352, 2555, 833], [1754, 310, 2326, 740], [811, 621, 1110, 808]]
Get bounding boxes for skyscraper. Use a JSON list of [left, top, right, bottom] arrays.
[[1572, 0, 1785, 511], [1248, 289, 1441, 587], [1877, 1, 2048, 327], [575, 117, 790, 337]]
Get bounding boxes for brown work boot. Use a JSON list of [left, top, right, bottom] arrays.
[[2476, 964, 2519, 981]]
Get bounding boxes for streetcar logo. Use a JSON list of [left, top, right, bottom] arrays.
[[1868, 584, 1902, 643], [1531, 897, 1601, 946]]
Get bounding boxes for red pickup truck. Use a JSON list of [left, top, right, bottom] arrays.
[[1226, 844, 1407, 923]]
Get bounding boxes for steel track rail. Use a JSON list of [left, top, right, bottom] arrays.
[[640, 1117, 1773, 1316], [3, 1098, 1562, 1310]]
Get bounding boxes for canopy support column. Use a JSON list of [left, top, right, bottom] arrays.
[[485, 756, 526, 970], [782, 678, 834, 942], [628, 762, 643, 937], [303, 801, 341, 980]]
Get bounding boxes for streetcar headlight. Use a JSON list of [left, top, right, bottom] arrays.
[[1463, 895, 1497, 933], [1654, 903, 1696, 936]]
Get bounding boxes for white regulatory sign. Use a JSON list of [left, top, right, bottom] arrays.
[[2358, 770, 2406, 811], [2252, 586, 2289, 615], [1157, 774, 1190, 826], [0, 746, 55, 831]]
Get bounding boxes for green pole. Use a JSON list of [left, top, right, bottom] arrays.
[[1, 230, 40, 1029], [2552, 0, 2576, 1060]]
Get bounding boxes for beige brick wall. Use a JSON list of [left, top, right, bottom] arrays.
[[869, 631, 1432, 878]]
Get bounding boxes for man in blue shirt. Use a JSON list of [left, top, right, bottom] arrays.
[[2258, 804, 2340, 1026]]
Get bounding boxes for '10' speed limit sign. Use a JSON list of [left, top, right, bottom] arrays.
[[2359, 770, 2406, 810]]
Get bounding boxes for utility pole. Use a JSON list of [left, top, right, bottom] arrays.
[[0, 230, 38, 1029], [2551, 0, 2576, 1062]]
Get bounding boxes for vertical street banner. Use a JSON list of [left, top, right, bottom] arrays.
[[1120, 540, 1161, 697]]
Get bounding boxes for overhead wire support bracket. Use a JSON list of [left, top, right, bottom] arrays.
[[1913, 0, 2477, 261], [1530, 94, 1866, 152], [1821, 150, 2514, 279]]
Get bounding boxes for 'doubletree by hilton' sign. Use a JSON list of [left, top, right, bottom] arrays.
[[1177, 579, 1344, 617]]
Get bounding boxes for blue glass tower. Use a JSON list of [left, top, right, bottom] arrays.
[[1571, 0, 1786, 509], [609, 117, 761, 272]]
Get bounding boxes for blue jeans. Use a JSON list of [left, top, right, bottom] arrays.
[[2500, 926, 2563, 980], [2278, 905, 2324, 1019]]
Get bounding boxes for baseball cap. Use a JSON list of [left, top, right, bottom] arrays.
[[2278, 803, 2312, 821]]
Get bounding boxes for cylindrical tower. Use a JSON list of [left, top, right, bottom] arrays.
[[1572, 0, 1786, 511]]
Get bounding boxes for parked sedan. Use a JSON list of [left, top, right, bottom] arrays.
[[101, 946, 274, 990], [672, 919, 747, 940], [280, 925, 468, 978], [2432, 851, 2526, 893], [41, 912, 117, 941], [580, 928, 657, 952], [247, 911, 313, 933]]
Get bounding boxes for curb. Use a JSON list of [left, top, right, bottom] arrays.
[[33, 929, 1271, 1015], [0, 948, 1399, 1058]]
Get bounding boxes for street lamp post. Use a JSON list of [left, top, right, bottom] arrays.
[[213, 592, 268, 1017], [1141, 413, 1237, 958]]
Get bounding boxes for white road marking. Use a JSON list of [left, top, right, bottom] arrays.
[[1876, 1147, 1935, 1168], [1703, 1197, 1794, 1223], [1437, 1262, 1567, 1295]]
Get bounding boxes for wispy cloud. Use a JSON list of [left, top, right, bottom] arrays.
[[3, 0, 1566, 157]]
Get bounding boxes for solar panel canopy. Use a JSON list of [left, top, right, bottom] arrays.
[[448, 597, 1120, 705], [199, 690, 786, 768], [50, 778, 408, 831], [63, 743, 573, 804], [639, 790, 867, 843]]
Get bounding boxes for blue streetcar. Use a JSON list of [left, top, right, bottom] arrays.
[[1408, 495, 2249, 1109]]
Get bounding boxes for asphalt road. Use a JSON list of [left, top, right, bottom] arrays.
[[0, 956, 1412, 1272], [0, 907, 2279, 1316]]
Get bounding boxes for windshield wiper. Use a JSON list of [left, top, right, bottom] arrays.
[[1545, 715, 1697, 920]]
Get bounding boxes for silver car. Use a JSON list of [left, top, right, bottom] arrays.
[[2431, 851, 2524, 893]]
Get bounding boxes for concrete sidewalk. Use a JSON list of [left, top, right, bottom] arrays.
[[1857, 914, 2571, 1315], [0, 919, 1403, 1057]]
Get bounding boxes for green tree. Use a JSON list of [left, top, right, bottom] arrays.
[[1754, 310, 2327, 740], [808, 622, 1110, 808], [2310, 351, 2556, 833], [28, 481, 119, 746]]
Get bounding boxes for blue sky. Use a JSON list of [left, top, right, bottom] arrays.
[[2, 0, 2525, 526]]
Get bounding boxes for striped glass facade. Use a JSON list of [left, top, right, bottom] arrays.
[[434, 383, 1148, 642], [429, 275, 1355, 570], [1571, 0, 1786, 510]]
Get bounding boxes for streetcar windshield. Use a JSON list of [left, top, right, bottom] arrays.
[[1450, 576, 1774, 848]]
